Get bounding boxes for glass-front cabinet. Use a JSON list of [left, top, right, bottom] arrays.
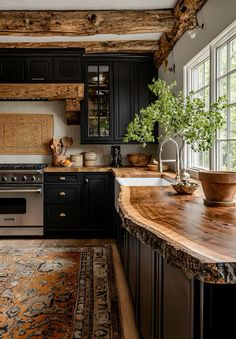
[[84, 63, 112, 142]]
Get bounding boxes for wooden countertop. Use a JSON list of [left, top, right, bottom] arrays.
[[118, 182, 236, 284], [43, 166, 171, 177]]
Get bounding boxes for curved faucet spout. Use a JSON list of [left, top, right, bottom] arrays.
[[159, 138, 180, 180]]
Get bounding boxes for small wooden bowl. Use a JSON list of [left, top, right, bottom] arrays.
[[171, 182, 199, 195], [127, 153, 152, 167]]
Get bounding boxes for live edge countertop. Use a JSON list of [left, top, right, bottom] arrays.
[[44, 166, 236, 284], [118, 177, 236, 285]]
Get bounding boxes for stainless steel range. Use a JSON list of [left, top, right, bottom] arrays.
[[0, 164, 46, 236]]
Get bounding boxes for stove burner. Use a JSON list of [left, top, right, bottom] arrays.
[[0, 163, 48, 170]]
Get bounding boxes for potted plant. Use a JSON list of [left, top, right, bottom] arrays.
[[124, 79, 227, 178]]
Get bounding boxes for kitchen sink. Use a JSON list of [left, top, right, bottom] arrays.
[[115, 176, 173, 212], [116, 177, 172, 186]]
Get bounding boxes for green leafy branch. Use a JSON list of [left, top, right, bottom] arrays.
[[124, 79, 228, 151]]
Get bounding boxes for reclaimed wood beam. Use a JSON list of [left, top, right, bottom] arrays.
[[0, 40, 159, 54], [0, 10, 174, 36], [154, 0, 208, 67], [0, 83, 84, 100]]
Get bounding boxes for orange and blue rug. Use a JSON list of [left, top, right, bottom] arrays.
[[0, 245, 123, 339]]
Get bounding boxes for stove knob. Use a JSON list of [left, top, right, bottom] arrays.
[[22, 175, 27, 181], [11, 176, 17, 182], [31, 176, 36, 182], [1, 176, 7, 182]]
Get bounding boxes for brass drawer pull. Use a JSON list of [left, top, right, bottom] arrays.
[[59, 191, 66, 196], [59, 176, 66, 181], [59, 213, 66, 217]]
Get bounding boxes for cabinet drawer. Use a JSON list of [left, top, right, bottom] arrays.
[[44, 185, 80, 203], [45, 205, 80, 227], [44, 173, 82, 183]]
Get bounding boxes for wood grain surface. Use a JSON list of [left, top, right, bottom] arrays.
[[0, 114, 53, 154], [118, 184, 236, 284]]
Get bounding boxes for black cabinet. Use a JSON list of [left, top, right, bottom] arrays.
[[44, 173, 83, 235], [0, 48, 84, 83], [0, 56, 24, 82], [54, 56, 82, 82], [81, 55, 155, 144], [82, 173, 114, 235], [44, 172, 114, 237], [113, 60, 153, 142], [25, 56, 53, 82]]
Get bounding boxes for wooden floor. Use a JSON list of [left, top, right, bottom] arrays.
[[0, 238, 139, 339]]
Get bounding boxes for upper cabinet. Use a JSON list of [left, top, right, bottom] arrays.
[[0, 48, 84, 83], [81, 55, 156, 144], [0, 56, 24, 82]]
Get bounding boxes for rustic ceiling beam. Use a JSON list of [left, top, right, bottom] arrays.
[[154, 0, 208, 68], [0, 10, 174, 36], [0, 40, 159, 54]]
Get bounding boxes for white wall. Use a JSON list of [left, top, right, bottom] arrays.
[[158, 0, 236, 160], [0, 101, 155, 165]]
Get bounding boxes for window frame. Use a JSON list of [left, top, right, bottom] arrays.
[[184, 19, 236, 176]]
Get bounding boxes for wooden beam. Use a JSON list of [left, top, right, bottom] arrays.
[[0, 83, 84, 100], [0, 40, 159, 54], [0, 10, 174, 36], [154, 0, 208, 67]]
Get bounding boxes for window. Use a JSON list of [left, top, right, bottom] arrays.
[[185, 20, 236, 171]]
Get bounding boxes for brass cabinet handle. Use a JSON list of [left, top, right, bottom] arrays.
[[59, 176, 66, 181], [59, 212, 66, 217], [59, 191, 66, 196]]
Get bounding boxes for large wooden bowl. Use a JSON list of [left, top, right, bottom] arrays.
[[127, 153, 152, 167], [199, 170, 236, 206]]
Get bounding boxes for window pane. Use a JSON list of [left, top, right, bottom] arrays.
[[191, 150, 209, 169], [230, 105, 236, 138], [230, 72, 236, 104], [205, 59, 210, 85], [217, 141, 228, 170], [217, 44, 227, 77], [218, 109, 228, 139], [230, 37, 236, 71], [218, 76, 228, 97], [229, 141, 236, 170]]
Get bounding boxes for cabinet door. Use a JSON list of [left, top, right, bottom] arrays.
[[54, 56, 82, 82], [113, 62, 135, 141], [81, 63, 113, 143], [137, 241, 156, 339], [0, 56, 24, 82], [83, 173, 114, 233], [161, 260, 194, 339], [25, 56, 53, 82], [134, 62, 153, 113]]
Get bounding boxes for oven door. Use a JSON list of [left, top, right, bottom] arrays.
[[0, 186, 43, 235]]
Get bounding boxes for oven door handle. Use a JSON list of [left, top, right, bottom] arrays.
[[0, 188, 42, 193]]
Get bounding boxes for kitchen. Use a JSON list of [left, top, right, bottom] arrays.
[[0, 0, 236, 339]]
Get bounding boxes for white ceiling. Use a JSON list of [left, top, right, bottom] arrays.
[[0, 0, 177, 10], [0, 0, 176, 44]]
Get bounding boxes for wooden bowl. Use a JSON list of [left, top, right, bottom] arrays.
[[171, 181, 199, 195], [199, 171, 236, 205], [127, 153, 152, 167]]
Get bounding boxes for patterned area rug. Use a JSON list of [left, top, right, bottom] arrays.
[[0, 245, 123, 339]]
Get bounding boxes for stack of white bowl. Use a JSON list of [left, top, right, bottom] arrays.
[[70, 154, 83, 167]]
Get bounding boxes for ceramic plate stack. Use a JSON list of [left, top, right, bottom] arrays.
[[84, 152, 97, 166], [70, 154, 83, 167]]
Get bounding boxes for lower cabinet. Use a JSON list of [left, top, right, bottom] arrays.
[[117, 214, 236, 339], [44, 172, 114, 236]]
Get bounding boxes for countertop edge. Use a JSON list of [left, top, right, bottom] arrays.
[[118, 186, 236, 284]]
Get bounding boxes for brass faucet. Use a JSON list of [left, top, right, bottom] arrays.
[[159, 138, 180, 180]]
